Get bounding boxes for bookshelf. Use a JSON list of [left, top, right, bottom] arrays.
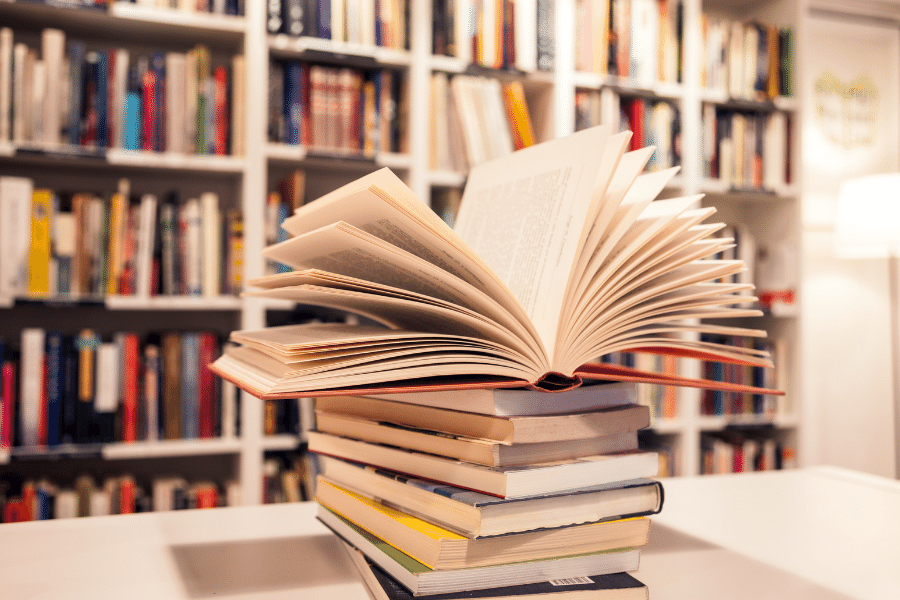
[[0, 0, 806, 520]]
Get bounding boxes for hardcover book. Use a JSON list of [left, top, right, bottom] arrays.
[[317, 454, 663, 537], [211, 125, 780, 399], [318, 506, 642, 596], [316, 479, 651, 570]]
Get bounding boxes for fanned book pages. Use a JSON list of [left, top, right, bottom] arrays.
[[211, 125, 781, 398]]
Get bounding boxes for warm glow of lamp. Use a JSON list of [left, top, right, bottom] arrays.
[[837, 173, 900, 479], [836, 174, 900, 258]]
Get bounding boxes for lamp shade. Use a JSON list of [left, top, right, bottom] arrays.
[[836, 173, 900, 258]]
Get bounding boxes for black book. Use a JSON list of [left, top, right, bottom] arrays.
[[344, 541, 649, 600]]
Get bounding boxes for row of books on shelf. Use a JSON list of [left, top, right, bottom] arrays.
[[575, 90, 681, 173], [49, 0, 245, 15], [702, 105, 792, 190], [267, 0, 408, 50], [700, 15, 794, 100], [429, 73, 536, 171], [268, 61, 406, 156], [700, 429, 796, 475], [0, 328, 237, 449], [0, 473, 239, 523], [0, 176, 243, 299], [305, 383, 661, 597], [709, 222, 798, 316], [262, 452, 318, 503], [117, 0, 244, 16], [432, 0, 554, 72], [575, 0, 684, 85], [699, 335, 787, 418], [599, 353, 677, 422], [0, 28, 244, 156]]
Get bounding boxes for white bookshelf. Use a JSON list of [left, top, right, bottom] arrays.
[[0, 0, 807, 508]]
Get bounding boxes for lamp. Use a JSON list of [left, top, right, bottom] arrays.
[[836, 173, 900, 478]]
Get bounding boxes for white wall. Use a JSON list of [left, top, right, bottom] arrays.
[[801, 8, 900, 477]]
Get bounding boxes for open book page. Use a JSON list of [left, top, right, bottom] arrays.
[[261, 222, 545, 364], [453, 125, 616, 363], [278, 168, 542, 352], [561, 199, 715, 346]]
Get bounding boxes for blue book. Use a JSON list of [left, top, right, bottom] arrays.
[[283, 61, 303, 145], [180, 333, 199, 439], [60, 335, 79, 445], [67, 41, 86, 146], [150, 52, 166, 152], [95, 51, 109, 148], [123, 64, 142, 150], [45, 331, 65, 447], [317, 0, 331, 39]]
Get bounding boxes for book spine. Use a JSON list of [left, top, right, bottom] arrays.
[[121, 333, 140, 443], [1, 360, 14, 449], [180, 332, 199, 439], [162, 333, 181, 440], [45, 331, 64, 447], [20, 328, 45, 447], [28, 189, 53, 297], [76, 329, 98, 444], [197, 333, 217, 438]]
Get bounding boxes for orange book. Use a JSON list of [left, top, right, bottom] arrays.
[[502, 81, 535, 150], [27, 189, 53, 296]]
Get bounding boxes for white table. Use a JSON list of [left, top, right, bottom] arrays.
[[0, 466, 896, 599]]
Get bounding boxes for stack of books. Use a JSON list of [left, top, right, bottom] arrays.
[[309, 383, 663, 599], [211, 125, 782, 598]]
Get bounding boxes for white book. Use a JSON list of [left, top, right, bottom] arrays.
[[181, 197, 202, 295], [95, 342, 120, 414], [31, 59, 46, 143], [135, 193, 158, 298], [479, 0, 497, 67], [359, 0, 376, 46], [345, 0, 361, 44], [166, 52, 186, 154], [200, 191, 221, 296], [514, 0, 537, 72], [20, 328, 45, 447], [220, 378, 237, 438], [54, 490, 79, 519], [90, 490, 111, 517], [41, 28, 65, 147], [454, 0, 473, 63], [332, 0, 346, 42], [111, 48, 129, 149], [0, 176, 34, 296], [0, 27, 13, 143], [12, 43, 27, 143]]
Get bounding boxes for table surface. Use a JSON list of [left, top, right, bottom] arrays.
[[0, 465, 896, 600]]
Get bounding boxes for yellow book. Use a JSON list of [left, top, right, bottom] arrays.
[[27, 189, 53, 296], [106, 190, 127, 295], [502, 81, 536, 150], [315, 478, 650, 570]]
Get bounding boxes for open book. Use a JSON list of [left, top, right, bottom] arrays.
[[212, 125, 779, 398]]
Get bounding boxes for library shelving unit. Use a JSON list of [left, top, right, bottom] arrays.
[[0, 0, 807, 518]]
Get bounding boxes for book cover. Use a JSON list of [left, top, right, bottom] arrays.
[[121, 333, 140, 442], [162, 332, 182, 440], [315, 394, 649, 444], [197, 332, 218, 438], [309, 431, 659, 498], [318, 454, 663, 537], [318, 507, 641, 596], [27, 189, 53, 296], [181, 332, 200, 439], [314, 411, 640, 467], [316, 479, 651, 570], [343, 541, 649, 600]]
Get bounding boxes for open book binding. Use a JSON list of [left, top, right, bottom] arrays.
[[212, 125, 784, 399]]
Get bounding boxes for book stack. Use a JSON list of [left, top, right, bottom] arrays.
[[309, 383, 662, 598], [211, 125, 782, 597]]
